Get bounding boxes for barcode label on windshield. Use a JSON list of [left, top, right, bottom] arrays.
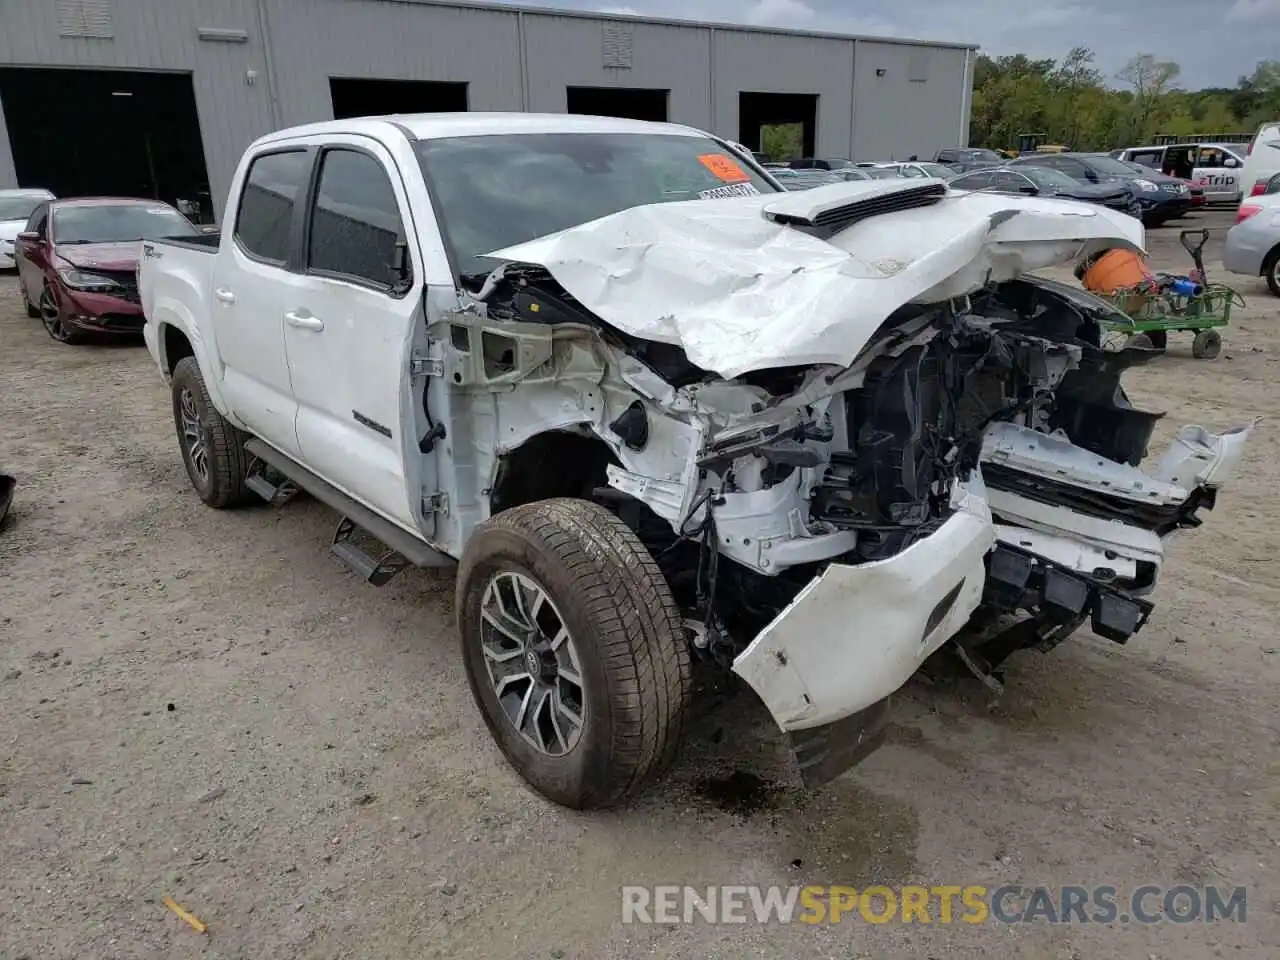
[[698, 182, 761, 200]]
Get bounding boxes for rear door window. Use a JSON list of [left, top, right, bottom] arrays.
[[952, 171, 993, 189], [1127, 150, 1164, 169], [992, 171, 1031, 192], [234, 149, 310, 264]]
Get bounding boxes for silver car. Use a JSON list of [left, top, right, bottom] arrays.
[[1223, 193, 1280, 295], [0, 188, 56, 269]]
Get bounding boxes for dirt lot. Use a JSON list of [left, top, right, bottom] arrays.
[[1, 210, 1278, 959]]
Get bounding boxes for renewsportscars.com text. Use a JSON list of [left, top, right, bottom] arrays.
[[621, 884, 1247, 925]]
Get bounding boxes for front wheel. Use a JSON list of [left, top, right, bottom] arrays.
[[170, 357, 253, 508], [457, 498, 692, 809], [39, 286, 84, 344]]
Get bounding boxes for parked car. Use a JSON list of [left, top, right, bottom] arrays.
[[1115, 142, 1244, 204], [1008, 152, 1195, 226], [860, 166, 908, 179], [859, 161, 955, 180], [769, 168, 855, 190], [1223, 192, 1280, 296], [789, 157, 856, 171], [139, 113, 1251, 810], [14, 197, 200, 344], [0, 188, 55, 269], [935, 147, 1004, 169], [947, 166, 1139, 216], [1257, 171, 1280, 196], [1240, 121, 1280, 199]]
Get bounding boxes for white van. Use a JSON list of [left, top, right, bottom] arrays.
[[1240, 122, 1280, 200], [1117, 142, 1245, 203]]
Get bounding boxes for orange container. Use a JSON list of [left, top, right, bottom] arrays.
[[1081, 249, 1153, 294]]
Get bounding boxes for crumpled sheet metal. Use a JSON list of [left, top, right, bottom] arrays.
[[488, 181, 1145, 379]]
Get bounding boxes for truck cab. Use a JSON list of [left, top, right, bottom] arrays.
[[139, 114, 1254, 811]]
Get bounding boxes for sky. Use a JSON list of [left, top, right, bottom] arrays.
[[509, 0, 1280, 89]]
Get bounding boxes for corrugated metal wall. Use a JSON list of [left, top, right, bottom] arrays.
[[0, 0, 974, 215], [712, 29, 855, 160], [852, 41, 972, 161], [0, 0, 277, 215], [521, 14, 711, 123]]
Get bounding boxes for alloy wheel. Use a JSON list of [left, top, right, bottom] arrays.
[[178, 388, 209, 485], [479, 570, 586, 757], [39, 288, 71, 342]]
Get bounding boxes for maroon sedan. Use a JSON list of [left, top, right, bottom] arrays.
[[14, 197, 200, 344]]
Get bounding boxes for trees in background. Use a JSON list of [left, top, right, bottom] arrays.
[[969, 52, 1280, 151]]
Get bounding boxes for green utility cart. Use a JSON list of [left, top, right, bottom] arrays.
[[1087, 230, 1246, 359]]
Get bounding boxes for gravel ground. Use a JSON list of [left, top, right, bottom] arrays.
[[1, 210, 1278, 959]]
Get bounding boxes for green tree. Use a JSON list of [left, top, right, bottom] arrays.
[[1116, 54, 1181, 141]]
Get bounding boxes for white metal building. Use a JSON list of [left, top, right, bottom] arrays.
[[0, 0, 977, 219]]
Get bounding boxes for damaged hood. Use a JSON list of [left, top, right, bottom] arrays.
[[488, 180, 1145, 378]]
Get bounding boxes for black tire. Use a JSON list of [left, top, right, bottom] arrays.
[[170, 357, 253, 508], [1192, 329, 1222, 360], [1126, 332, 1156, 350], [1145, 330, 1167, 350], [1264, 247, 1280, 298], [21, 284, 39, 318], [458, 498, 692, 809]]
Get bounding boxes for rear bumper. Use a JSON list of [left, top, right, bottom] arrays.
[[732, 508, 993, 732], [1223, 226, 1270, 277]]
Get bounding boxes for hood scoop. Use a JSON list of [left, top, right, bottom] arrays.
[[763, 179, 947, 233]]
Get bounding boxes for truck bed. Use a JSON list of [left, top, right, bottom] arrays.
[[152, 232, 220, 253]]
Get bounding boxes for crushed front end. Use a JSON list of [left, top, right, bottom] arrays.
[[466, 183, 1255, 790]]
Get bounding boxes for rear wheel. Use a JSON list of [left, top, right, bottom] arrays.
[[1264, 247, 1280, 297], [458, 498, 691, 809], [1145, 330, 1167, 350], [170, 357, 253, 508]]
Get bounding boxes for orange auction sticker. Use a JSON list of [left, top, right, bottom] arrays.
[[698, 154, 750, 183]]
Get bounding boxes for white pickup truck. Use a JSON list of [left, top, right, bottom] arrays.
[[140, 113, 1254, 809]]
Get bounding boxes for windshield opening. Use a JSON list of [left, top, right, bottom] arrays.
[[415, 132, 778, 280], [0, 197, 44, 222], [53, 204, 198, 244]]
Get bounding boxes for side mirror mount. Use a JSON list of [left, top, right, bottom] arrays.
[[1018, 184, 1038, 195], [16, 231, 38, 242], [389, 239, 413, 295]]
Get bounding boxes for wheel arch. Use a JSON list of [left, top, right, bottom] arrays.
[[488, 429, 622, 515]]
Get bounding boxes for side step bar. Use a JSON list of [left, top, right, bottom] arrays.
[[243, 439, 454, 585], [245, 463, 300, 506]]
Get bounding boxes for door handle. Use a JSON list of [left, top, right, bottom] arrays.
[[285, 311, 324, 332], [214, 288, 236, 304]]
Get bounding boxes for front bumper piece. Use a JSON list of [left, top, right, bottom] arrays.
[[732, 509, 994, 786]]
